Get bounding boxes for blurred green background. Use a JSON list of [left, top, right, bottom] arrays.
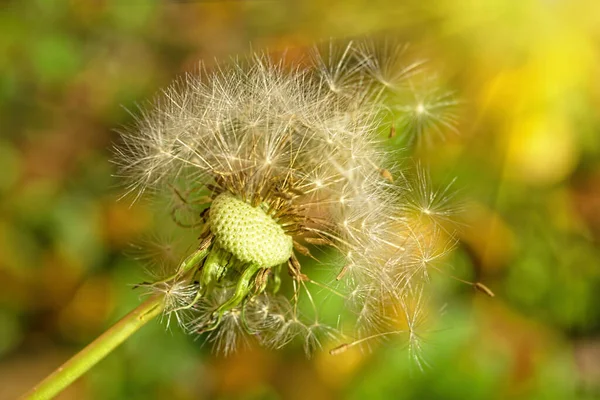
[[1, 0, 599, 399]]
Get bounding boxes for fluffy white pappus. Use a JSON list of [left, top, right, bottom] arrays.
[[116, 39, 461, 361]]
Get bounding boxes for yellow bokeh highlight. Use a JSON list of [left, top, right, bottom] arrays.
[[505, 113, 577, 185], [315, 340, 365, 388]]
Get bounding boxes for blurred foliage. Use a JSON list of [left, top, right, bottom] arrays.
[[1, 0, 599, 399]]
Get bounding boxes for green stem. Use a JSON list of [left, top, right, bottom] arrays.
[[21, 294, 166, 400]]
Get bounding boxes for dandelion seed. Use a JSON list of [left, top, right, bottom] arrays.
[[403, 165, 463, 229], [393, 79, 459, 146]]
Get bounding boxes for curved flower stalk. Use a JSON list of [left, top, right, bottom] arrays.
[[114, 39, 464, 358]]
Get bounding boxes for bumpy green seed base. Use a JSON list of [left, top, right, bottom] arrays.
[[209, 193, 293, 268]]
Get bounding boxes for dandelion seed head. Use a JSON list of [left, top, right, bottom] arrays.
[[117, 39, 463, 363]]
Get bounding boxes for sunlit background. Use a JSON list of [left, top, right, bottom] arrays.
[[1, 1, 599, 399]]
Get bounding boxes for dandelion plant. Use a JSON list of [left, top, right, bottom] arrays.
[[23, 39, 486, 399]]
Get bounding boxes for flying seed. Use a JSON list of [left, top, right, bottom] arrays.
[[474, 282, 495, 297], [329, 343, 349, 355], [336, 264, 349, 280]]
